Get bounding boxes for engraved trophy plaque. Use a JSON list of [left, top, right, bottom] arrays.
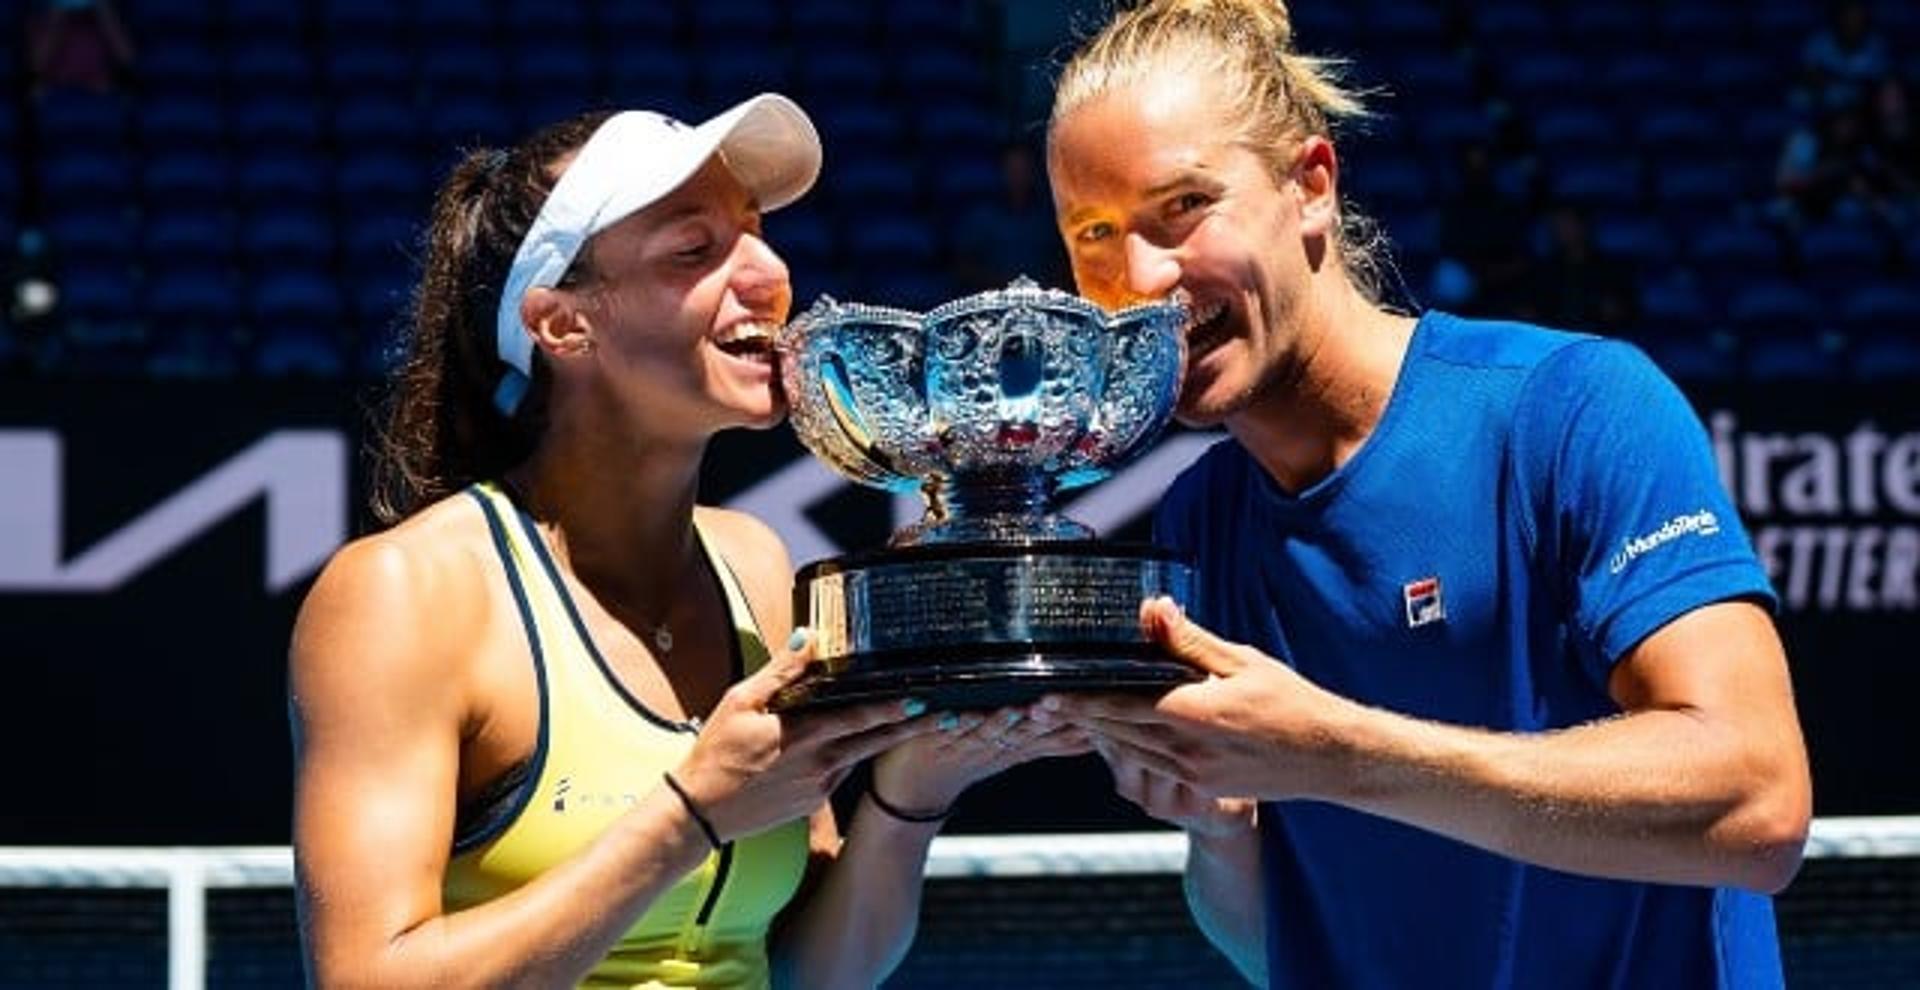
[[771, 277, 1199, 711]]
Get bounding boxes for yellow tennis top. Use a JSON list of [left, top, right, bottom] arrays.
[[445, 482, 809, 989]]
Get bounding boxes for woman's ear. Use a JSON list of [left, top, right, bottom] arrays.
[[520, 286, 595, 361]]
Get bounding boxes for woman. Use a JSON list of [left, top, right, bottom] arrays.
[[290, 94, 1085, 988]]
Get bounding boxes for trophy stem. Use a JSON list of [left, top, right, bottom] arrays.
[[893, 471, 1093, 545]]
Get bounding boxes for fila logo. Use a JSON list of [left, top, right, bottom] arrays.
[[1403, 577, 1445, 628]]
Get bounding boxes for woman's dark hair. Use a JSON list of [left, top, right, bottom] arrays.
[[367, 111, 613, 525]]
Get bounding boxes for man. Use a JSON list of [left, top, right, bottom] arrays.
[[1034, 2, 1811, 987]]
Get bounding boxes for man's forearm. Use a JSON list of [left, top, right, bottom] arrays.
[[1323, 701, 1809, 892]]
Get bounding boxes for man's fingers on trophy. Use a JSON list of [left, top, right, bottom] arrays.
[[1031, 691, 1165, 728], [1141, 597, 1247, 676], [1091, 732, 1190, 784], [823, 713, 947, 771]]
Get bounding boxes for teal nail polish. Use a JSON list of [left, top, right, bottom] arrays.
[[902, 698, 928, 718], [1003, 710, 1024, 727], [786, 628, 810, 651], [936, 711, 961, 732]]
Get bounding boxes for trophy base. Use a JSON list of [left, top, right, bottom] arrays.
[[769, 645, 1201, 712], [771, 540, 1198, 713]]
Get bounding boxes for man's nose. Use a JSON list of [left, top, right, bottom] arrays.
[[1124, 232, 1182, 299]]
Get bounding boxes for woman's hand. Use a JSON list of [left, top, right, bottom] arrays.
[[868, 705, 1094, 817], [672, 629, 937, 841]]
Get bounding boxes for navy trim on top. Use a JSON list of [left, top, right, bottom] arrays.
[[452, 485, 553, 854], [504, 497, 743, 734]]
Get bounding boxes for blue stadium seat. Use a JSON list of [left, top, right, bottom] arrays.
[[1472, 3, 1553, 44], [1503, 53, 1583, 97], [916, 104, 1005, 156], [691, 0, 782, 43], [1591, 216, 1675, 266], [1636, 109, 1721, 153], [250, 271, 345, 326], [139, 95, 225, 148], [1549, 160, 1642, 208], [420, 47, 501, 95], [320, 0, 403, 40], [253, 323, 347, 379], [38, 91, 128, 144], [1347, 159, 1432, 212], [883, 0, 981, 46], [41, 150, 135, 205], [143, 211, 234, 265], [764, 208, 836, 272], [502, 0, 587, 35], [1412, 107, 1492, 148], [1798, 222, 1889, 286], [241, 210, 335, 264], [428, 99, 517, 148], [226, 43, 314, 91], [608, 52, 695, 107], [829, 159, 919, 210], [1638, 274, 1714, 332], [1641, 329, 1739, 385], [1848, 330, 1920, 381], [235, 154, 329, 204], [790, 1, 872, 43], [1687, 220, 1787, 285], [145, 264, 242, 323], [142, 152, 229, 205], [1534, 107, 1617, 154], [817, 105, 905, 148], [1743, 329, 1845, 382], [333, 100, 418, 146], [225, 0, 305, 36], [1563, 7, 1638, 46], [900, 51, 992, 103], [347, 270, 415, 328], [1389, 53, 1475, 106], [511, 47, 600, 97], [323, 48, 409, 94], [1728, 281, 1821, 334], [700, 50, 794, 99], [410, 0, 497, 39], [336, 155, 423, 206], [147, 325, 245, 379], [1839, 284, 1920, 333], [930, 156, 1003, 208], [140, 41, 222, 91], [1365, 0, 1448, 45], [232, 96, 325, 147], [46, 208, 133, 265], [797, 47, 887, 99], [60, 263, 140, 322], [599, 5, 680, 37], [1599, 53, 1678, 93], [845, 219, 939, 269], [344, 213, 423, 270]]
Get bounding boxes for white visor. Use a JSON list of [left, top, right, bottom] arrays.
[[492, 93, 822, 413]]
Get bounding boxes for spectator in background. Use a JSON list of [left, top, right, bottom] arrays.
[[1799, 0, 1890, 115], [950, 140, 1071, 292], [1430, 141, 1534, 315], [1775, 101, 1910, 226], [1870, 77, 1920, 211], [1525, 205, 1640, 333], [26, 0, 135, 98]]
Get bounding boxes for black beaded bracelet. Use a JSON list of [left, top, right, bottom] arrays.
[[865, 780, 953, 824], [662, 772, 724, 851]]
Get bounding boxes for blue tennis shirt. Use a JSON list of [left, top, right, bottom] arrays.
[[1155, 312, 1784, 988]]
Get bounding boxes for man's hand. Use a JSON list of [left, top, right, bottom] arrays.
[[1037, 597, 1360, 803]]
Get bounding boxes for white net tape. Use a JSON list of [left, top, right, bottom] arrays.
[[1, 818, 1915, 989]]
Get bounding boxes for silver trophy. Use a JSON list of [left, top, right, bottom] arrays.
[[771, 277, 1200, 710]]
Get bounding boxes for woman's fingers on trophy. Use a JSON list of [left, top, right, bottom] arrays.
[[733, 627, 820, 710]]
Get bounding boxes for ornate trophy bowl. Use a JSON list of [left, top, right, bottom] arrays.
[[770, 278, 1200, 711]]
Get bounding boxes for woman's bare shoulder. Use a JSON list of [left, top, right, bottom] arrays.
[[290, 492, 501, 689]]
